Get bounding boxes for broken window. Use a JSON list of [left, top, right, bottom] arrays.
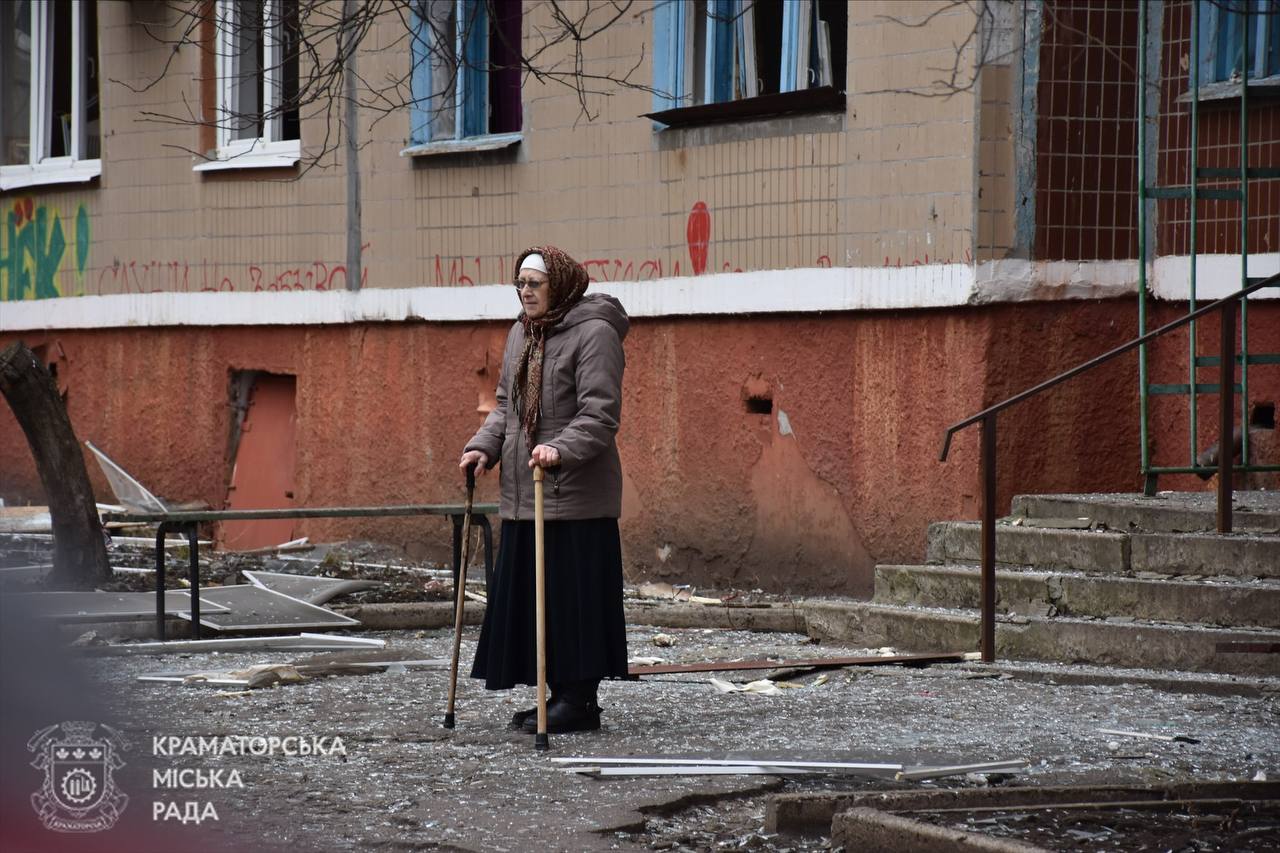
[[1201, 0, 1280, 84], [651, 0, 847, 111], [408, 0, 523, 147]]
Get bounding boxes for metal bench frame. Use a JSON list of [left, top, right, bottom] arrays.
[[102, 504, 497, 640]]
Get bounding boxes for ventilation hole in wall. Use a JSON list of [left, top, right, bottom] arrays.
[[1252, 402, 1276, 430], [745, 394, 773, 415]]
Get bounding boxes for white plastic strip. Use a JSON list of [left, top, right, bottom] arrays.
[[79, 633, 386, 656], [894, 759, 1030, 781], [565, 765, 815, 777]]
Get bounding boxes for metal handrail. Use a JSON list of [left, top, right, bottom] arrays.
[[938, 271, 1280, 663]]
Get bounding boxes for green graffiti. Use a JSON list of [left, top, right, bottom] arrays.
[[0, 197, 87, 300], [76, 204, 90, 277]]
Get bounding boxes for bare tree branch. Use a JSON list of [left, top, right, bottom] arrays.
[[111, 0, 667, 172]]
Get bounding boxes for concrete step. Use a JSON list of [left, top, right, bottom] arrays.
[[926, 521, 1129, 572], [928, 521, 1280, 579], [1131, 531, 1280, 577], [1012, 492, 1280, 534], [874, 564, 1280, 629], [803, 600, 1280, 677]]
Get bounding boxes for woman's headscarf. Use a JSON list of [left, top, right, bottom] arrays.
[[512, 245, 589, 451]]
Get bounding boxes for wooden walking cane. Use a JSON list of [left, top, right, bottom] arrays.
[[533, 465, 549, 751], [443, 462, 476, 729]]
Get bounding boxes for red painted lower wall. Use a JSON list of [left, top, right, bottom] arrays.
[[7, 297, 1259, 596]]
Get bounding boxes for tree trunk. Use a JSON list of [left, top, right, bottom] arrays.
[[0, 341, 110, 588]]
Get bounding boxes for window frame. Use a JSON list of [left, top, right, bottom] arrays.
[[195, 0, 301, 172], [1196, 0, 1280, 91], [650, 0, 844, 127], [402, 0, 522, 157], [0, 0, 102, 191]]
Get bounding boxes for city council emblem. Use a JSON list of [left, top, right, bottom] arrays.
[[29, 721, 129, 832]]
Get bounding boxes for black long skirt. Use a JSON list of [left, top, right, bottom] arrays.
[[470, 517, 629, 689]]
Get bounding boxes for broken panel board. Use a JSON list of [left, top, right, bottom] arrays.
[[85, 441, 168, 512], [81, 633, 386, 656], [15, 590, 231, 623], [241, 570, 383, 605], [138, 659, 448, 686], [177, 585, 359, 632]]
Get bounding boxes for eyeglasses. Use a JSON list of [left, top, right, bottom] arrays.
[[514, 278, 548, 291]]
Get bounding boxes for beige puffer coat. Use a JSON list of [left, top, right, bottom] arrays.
[[465, 292, 628, 520]]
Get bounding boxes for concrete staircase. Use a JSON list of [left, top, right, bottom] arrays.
[[806, 492, 1280, 677]]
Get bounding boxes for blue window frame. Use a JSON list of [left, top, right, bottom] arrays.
[[1199, 0, 1280, 84], [409, 0, 521, 146], [652, 0, 845, 112]]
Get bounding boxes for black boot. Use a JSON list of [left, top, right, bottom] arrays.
[[509, 707, 537, 728], [522, 680, 601, 734], [509, 682, 576, 728]]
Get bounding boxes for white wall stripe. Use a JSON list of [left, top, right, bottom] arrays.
[[1153, 253, 1280, 301], [1, 255, 1274, 332]]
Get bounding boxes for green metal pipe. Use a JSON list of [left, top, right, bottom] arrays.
[[1137, 0, 1151, 485], [1189, 0, 1199, 466], [1148, 465, 1280, 475], [1239, 3, 1251, 470]]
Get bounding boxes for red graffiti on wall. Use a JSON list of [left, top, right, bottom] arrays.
[[94, 246, 371, 295], [687, 201, 711, 276], [432, 254, 530, 286], [583, 258, 637, 281], [883, 248, 973, 267], [425, 203, 831, 286]]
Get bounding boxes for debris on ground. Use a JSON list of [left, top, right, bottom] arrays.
[[554, 756, 904, 778], [710, 677, 784, 696], [631, 651, 968, 677], [27, 623, 1279, 852], [79, 632, 387, 656], [636, 580, 723, 605], [138, 657, 448, 689], [4, 531, 1278, 851]]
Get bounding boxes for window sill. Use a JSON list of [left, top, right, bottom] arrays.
[[0, 158, 102, 191], [644, 86, 846, 128], [193, 139, 302, 172], [1178, 77, 1280, 104], [399, 132, 523, 157]]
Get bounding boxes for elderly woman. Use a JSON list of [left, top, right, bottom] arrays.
[[459, 246, 629, 734]]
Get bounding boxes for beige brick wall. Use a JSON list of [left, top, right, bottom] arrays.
[[977, 63, 1017, 262], [4, 0, 990, 300]]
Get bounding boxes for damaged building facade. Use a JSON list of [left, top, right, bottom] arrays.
[[1, 0, 1278, 594]]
